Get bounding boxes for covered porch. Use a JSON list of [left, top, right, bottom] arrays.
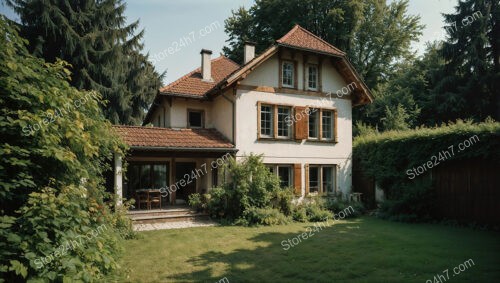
[[112, 126, 236, 210]]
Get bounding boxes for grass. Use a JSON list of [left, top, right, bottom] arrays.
[[115, 217, 500, 282]]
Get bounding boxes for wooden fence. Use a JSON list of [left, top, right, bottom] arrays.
[[353, 158, 500, 225]]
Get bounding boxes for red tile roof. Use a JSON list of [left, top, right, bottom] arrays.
[[160, 56, 240, 98], [276, 25, 345, 56], [113, 126, 234, 149]]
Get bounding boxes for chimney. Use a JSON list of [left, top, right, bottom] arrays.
[[243, 41, 256, 64], [200, 49, 213, 82]]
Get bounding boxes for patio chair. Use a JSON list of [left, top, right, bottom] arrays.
[[149, 190, 162, 209], [136, 191, 149, 210]]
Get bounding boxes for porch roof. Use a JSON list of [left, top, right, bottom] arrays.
[[113, 126, 235, 151]]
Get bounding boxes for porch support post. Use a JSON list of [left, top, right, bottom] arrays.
[[114, 152, 123, 206]]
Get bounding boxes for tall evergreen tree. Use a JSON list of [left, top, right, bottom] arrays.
[[6, 0, 162, 124], [433, 0, 499, 121]]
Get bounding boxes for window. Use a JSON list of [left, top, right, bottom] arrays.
[[282, 61, 294, 88], [308, 109, 319, 138], [308, 165, 336, 194], [260, 104, 273, 137], [322, 110, 333, 140], [188, 110, 203, 128], [308, 65, 318, 90], [126, 162, 170, 202], [309, 166, 320, 193], [306, 109, 336, 141], [322, 166, 335, 194], [277, 106, 292, 138], [278, 166, 293, 188], [267, 164, 293, 188]]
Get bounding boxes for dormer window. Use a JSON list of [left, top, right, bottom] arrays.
[[188, 109, 204, 128], [281, 61, 294, 88], [307, 64, 318, 90]]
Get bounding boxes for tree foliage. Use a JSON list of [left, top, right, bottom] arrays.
[[433, 0, 499, 121], [0, 16, 130, 281], [6, 0, 163, 125]]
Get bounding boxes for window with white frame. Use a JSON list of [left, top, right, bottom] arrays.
[[322, 110, 334, 140], [282, 61, 294, 87], [260, 104, 273, 137], [308, 165, 336, 194], [308, 109, 319, 138], [307, 64, 318, 90], [277, 106, 292, 138]]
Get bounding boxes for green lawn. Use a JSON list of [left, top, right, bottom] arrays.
[[117, 217, 500, 283]]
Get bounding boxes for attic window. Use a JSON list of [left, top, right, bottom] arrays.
[[188, 110, 204, 128], [281, 61, 294, 88]]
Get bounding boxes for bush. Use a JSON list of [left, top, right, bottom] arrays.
[[304, 202, 331, 222], [377, 179, 436, 222], [205, 155, 287, 223], [239, 207, 290, 226], [292, 206, 308, 222], [188, 193, 202, 211], [271, 188, 294, 216], [325, 198, 365, 218]]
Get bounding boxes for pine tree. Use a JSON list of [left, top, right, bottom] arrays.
[[434, 0, 499, 121], [7, 0, 162, 124]]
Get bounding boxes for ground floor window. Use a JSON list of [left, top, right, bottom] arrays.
[[126, 162, 169, 199], [308, 165, 336, 194], [266, 164, 293, 188]]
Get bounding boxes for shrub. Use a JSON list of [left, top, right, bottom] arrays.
[[304, 202, 331, 222], [240, 207, 290, 226], [205, 155, 285, 222], [271, 188, 294, 216], [188, 193, 202, 211], [377, 179, 436, 222], [292, 206, 308, 222], [206, 187, 227, 219], [326, 198, 365, 218]]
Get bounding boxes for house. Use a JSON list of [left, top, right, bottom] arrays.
[[112, 25, 373, 209]]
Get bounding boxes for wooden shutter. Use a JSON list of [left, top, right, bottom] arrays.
[[305, 164, 310, 195], [294, 106, 308, 140], [293, 164, 302, 195]]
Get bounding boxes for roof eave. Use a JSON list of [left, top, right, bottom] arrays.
[[130, 146, 238, 152]]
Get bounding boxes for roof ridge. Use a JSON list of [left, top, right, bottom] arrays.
[[277, 24, 345, 55], [276, 24, 300, 43]]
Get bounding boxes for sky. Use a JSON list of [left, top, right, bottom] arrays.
[[0, 0, 457, 85]]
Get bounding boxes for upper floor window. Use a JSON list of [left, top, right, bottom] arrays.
[[282, 61, 294, 88], [308, 109, 319, 138], [322, 110, 334, 140], [277, 106, 292, 138], [260, 104, 273, 137], [307, 64, 318, 90], [188, 109, 204, 128], [307, 108, 336, 141]]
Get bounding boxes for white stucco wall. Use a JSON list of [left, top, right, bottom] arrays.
[[211, 90, 234, 142], [234, 50, 354, 198]]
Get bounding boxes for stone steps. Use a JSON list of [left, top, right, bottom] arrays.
[[127, 207, 210, 224]]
